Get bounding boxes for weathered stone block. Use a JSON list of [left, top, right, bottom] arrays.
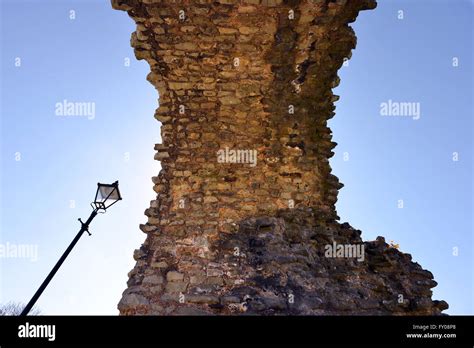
[[166, 271, 184, 282], [165, 281, 188, 293]]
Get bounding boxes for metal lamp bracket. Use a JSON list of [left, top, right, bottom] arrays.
[[78, 218, 92, 236]]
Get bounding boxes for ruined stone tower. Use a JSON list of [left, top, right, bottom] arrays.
[[112, 0, 448, 315]]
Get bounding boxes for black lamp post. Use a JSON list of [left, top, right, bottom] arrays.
[[20, 181, 122, 316]]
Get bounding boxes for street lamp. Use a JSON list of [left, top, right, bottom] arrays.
[[20, 181, 122, 316], [93, 181, 122, 211]]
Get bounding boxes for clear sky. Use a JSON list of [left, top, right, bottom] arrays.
[[0, 0, 472, 315]]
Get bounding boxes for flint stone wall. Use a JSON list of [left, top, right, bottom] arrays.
[[112, 0, 448, 315]]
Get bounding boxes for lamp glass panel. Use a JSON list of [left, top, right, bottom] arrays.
[[98, 185, 120, 204]]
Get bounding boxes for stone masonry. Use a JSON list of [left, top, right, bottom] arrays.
[[112, 0, 448, 315]]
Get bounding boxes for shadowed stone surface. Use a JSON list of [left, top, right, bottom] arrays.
[[112, 0, 448, 315]]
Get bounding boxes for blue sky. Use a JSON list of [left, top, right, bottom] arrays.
[[1, 0, 472, 315]]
